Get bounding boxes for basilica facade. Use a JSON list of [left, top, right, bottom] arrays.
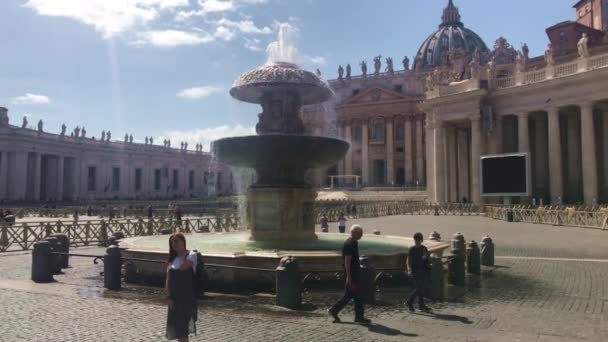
[[303, 0, 608, 205]]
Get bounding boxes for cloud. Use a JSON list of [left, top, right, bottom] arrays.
[[244, 37, 263, 51], [24, 0, 190, 38], [302, 55, 327, 65], [159, 124, 255, 151], [215, 18, 271, 34], [177, 86, 222, 99], [12, 93, 51, 105], [214, 26, 236, 41], [175, 0, 269, 21], [133, 30, 214, 47]]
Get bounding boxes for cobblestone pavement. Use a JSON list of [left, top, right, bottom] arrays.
[[0, 215, 607, 341]]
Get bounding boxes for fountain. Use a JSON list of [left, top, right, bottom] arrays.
[[119, 25, 450, 289]]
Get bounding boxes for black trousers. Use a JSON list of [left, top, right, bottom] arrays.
[[407, 273, 426, 306], [338, 225, 346, 233], [330, 283, 364, 318]]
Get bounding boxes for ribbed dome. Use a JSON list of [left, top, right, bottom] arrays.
[[414, 0, 489, 69]]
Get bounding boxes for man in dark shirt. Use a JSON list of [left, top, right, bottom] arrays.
[[328, 225, 371, 325], [406, 232, 431, 312]]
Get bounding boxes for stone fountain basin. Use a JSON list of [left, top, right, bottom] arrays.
[[120, 233, 450, 289], [211, 135, 349, 169]]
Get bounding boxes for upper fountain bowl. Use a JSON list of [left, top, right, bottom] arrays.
[[230, 62, 333, 105]]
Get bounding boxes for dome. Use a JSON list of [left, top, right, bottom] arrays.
[[414, 0, 489, 69]]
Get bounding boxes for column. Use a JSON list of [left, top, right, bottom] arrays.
[[0, 151, 8, 199], [470, 116, 482, 203], [386, 118, 395, 185], [56, 156, 64, 201], [547, 107, 564, 203], [33, 153, 42, 201], [434, 122, 446, 202], [567, 113, 582, 200], [457, 129, 470, 202], [580, 102, 598, 204], [361, 120, 370, 186], [517, 112, 530, 153], [337, 124, 344, 177], [344, 121, 353, 176], [415, 119, 425, 184], [603, 109, 608, 188], [488, 115, 503, 154], [447, 127, 458, 202], [72, 158, 81, 200], [13, 151, 28, 200], [425, 119, 436, 201], [404, 118, 414, 184]]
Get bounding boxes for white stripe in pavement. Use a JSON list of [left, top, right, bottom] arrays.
[[496, 256, 608, 263]]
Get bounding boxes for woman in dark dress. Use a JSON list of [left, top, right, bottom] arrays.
[[166, 233, 198, 341]]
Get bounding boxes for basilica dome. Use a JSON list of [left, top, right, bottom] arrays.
[[414, 0, 489, 69]]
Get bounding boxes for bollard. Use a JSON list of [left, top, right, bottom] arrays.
[[275, 256, 301, 310], [428, 231, 441, 241], [358, 256, 376, 305], [448, 235, 466, 286], [104, 246, 122, 291], [45, 237, 62, 275], [466, 241, 481, 275], [31, 241, 54, 283], [480, 236, 495, 266], [193, 251, 207, 298], [427, 255, 446, 301], [50, 234, 69, 268]]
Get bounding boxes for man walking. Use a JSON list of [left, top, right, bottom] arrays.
[[328, 225, 371, 325], [406, 232, 431, 312]]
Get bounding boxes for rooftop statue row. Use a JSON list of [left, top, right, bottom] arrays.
[[336, 55, 411, 81]]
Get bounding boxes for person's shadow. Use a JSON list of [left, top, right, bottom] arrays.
[[415, 311, 473, 324], [339, 322, 417, 337]]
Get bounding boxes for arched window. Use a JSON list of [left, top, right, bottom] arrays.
[[371, 119, 385, 141]]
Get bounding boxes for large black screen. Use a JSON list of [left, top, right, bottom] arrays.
[[481, 154, 528, 195]]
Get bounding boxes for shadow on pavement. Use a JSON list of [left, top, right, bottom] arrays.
[[415, 311, 473, 324], [368, 323, 418, 337]]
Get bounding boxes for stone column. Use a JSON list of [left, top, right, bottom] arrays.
[[517, 112, 530, 153], [33, 153, 42, 201], [56, 156, 64, 201], [425, 118, 436, 201], [434, 121, 446, 202], [337, 124, 344, 177], [386, 118, 395, 185], [361, 120, 370, 186], [457, 129, 470, 202], [470, 116, 482, 203], [344, 121, 353, 176], [567, 113, 582, 200], [404, 118, 414, 184], [547, 107, 563, 203], [580, 102, 598, 204], [488, 115, 503, 154], [0, 151, 8, 199], [603, 110, 608, 189], [416, 119, 425, 184], [13, 151, 28, 201], [72, 158, 81, 200], [447, 127, 458, 202]]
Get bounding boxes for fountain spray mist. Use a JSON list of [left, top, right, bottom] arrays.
[[266, 23, 299, 64]]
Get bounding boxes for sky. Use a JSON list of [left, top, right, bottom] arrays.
[[0, 0, 575, 150]]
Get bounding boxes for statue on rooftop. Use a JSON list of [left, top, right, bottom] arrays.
[[360, 61, 367, 77], [61, 124, 66, 136], [346, 64, 352, 79], [522, 43, 529, 60], [124, 133, 128, 143], [101, 130, 106, 141], [37, 119, 43, 132], [106, 131, 111, 141], [373, 55, 382, 76], [515, 51, 525, 73], [22, 116, 27, 129], [129, 134, 133, 143], [385, 57, 394, 75], [145, 136, 149, 145], [149, 136, 153, 145], [402, 55, 410, 71], [316, 69, 321, 77], [578, 32, 590, 58], [544, 43, 555, 66], [81, 127, 86, 138], [74, 126, 80, 137], [338, 65, 344, 80]]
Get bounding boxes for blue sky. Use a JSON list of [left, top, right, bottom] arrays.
[[0, 0, 574, 149]]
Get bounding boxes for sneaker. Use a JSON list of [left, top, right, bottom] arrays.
[[419, 304, 432, 312], [328, 309, 341, 323], [354, 317, 372, 325], [406, 302, 415, 312]]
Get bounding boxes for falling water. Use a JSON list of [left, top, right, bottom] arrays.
[[266, 23, 298, 64]]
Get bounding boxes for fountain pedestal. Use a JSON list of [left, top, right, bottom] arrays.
[[246, 187, 317, 242]]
